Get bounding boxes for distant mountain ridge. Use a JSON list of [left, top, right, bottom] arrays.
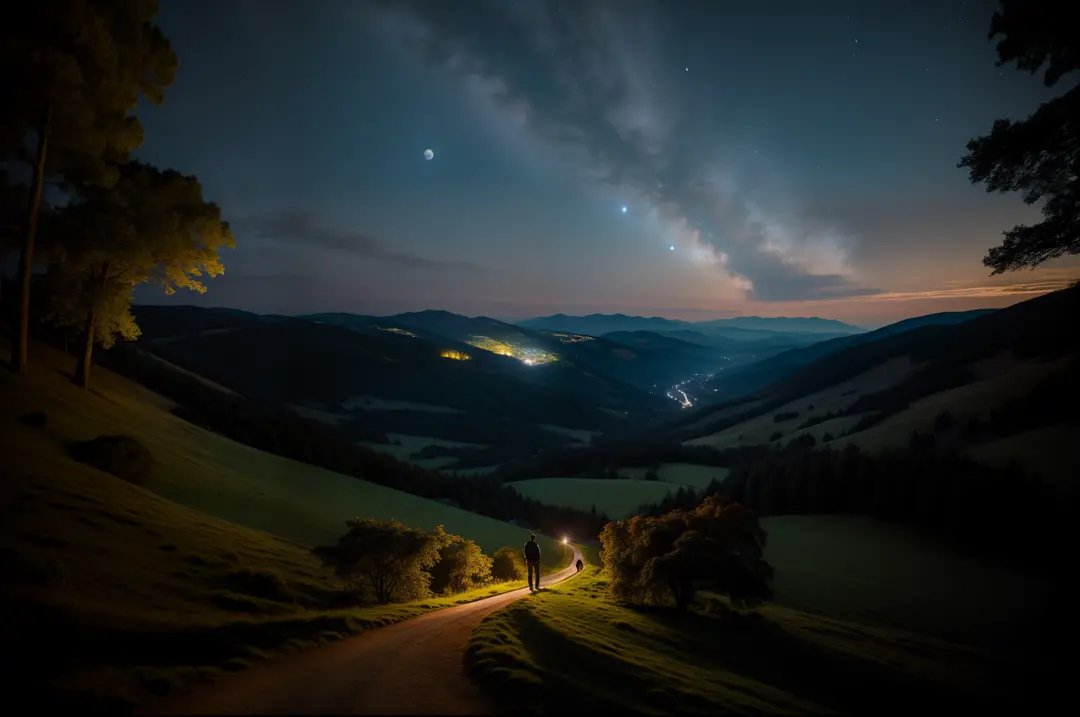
[[694, 308, 999, 405], [517, 313, 864, 338], [670, 287, 1080, 465]]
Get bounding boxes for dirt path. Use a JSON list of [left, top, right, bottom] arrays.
[[154, 549, 584, 715]]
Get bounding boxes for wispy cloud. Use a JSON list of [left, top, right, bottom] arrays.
[[229, 210, 486, 271], [371, 0, 881, 302], [813, 276, 1079, 303]]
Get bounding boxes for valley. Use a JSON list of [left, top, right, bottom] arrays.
[[3, 3, 1077, 711]]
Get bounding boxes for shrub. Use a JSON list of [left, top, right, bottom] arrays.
[[312, 519, 450, 604], [491, 546, 526, 582], [429, 536, 493, 594], [70, 435, 154, 484], [600, 495, 773, 612]]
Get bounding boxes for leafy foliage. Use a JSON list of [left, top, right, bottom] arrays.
[[312, 519, 450, 604], [2, 0, 177, 373], [959, 0, 1080, 273], [428, 535, 494, 594], [41, 161, 233, 387], [1, 0, 177, 178], [600, 495, 773, 612], [491, 546, 526, 582]]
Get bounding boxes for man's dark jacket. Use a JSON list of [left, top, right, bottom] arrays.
[[524, 540, 541, 564]]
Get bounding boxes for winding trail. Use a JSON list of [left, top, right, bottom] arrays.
[[155, 548, 584, 715]]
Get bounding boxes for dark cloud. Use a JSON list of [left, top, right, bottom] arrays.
[[229, 210, 485, 271]]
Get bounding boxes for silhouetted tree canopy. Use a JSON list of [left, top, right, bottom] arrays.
[[2, 0, 177, 374], [959, 0, 1080, 274], [42, 161, 232, 388], [313, 519, 451, 604], [600, 495, 773, 612]]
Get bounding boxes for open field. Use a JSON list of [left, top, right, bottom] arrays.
[[286, 403, 352, 425], [684, 357, 915, 450], [509, 478, 678, 519], [360, 433, 488, 471], [467, 569, 1040, 715], [760, 515, 1047, 649], [539, 423, 599, 446], [620, 463, 729, 490]]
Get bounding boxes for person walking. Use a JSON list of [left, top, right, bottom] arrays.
[[524, 533, 542, 590]]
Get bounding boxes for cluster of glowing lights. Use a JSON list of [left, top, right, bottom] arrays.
[[465, 335, 559, 365], [439, 349, 470, 360]]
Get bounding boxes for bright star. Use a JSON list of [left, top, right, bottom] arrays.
[[669, 245, 675, 251], [621, 205, 628, 213]]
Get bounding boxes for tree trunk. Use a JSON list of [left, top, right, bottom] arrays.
[[75, 307, 96, 390], [11, 105, 53, 375]]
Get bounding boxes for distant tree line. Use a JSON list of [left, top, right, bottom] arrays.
[[634, 443, 1075, 575], [490, 440, 769, 484]]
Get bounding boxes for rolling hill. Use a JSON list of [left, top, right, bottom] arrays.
[[676, 286, 1080, 483], [315, 309, 735, 394], [519, 313, 864, 340], [0, 330, 576, 710], [131, 306, 675, 468], [698, 308, 999, 404]]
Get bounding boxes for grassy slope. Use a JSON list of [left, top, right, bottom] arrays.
[[467, 569, 1039, 715], [760, 515, 1046, 650], [0, 339, 570, 709], [1, 339, 565, 562], [684, 356, 914, 450], [684, 352, 1079, 481], [828, 354, 1066, 446]]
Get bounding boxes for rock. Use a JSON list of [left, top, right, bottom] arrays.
[[71, 435, 154, 485]]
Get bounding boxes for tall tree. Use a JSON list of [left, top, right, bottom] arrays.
[[44, 161, 233, 389], [1, 0, 177, 374], [958, 0, 1079, 274]]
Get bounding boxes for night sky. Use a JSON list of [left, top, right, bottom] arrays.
[[133, 0, 1079, 327]]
